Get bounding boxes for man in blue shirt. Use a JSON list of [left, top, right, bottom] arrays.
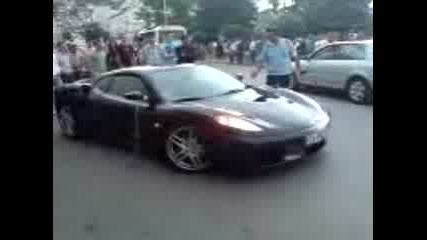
[[142, 38, 165, 66], [162, 34, 177, 65], [251, 28, 301, 88]]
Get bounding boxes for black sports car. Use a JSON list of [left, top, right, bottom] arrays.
[[54, 64, 331, 173]]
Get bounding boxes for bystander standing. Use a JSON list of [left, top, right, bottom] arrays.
[[57, 43, 73, 83], [251, 28, 301, 89], [88, 40, 107, 77]]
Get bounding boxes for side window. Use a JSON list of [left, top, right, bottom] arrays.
[[108, 75, 147, 97], [311, 45, 339, 60], [93, 76, 113, 92], [337, 44, 366, 60]]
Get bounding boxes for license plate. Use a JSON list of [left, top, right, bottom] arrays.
[[305, 131, 326, 146]]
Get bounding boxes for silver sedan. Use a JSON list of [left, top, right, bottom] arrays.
[[296, 40, 373, 104]]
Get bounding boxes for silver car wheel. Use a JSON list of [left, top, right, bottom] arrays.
[[58, 107, 77, 137], [348, 80, 367, 103], [166, 126, 210, 172]]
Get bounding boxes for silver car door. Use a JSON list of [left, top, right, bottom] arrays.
[[326, 44, 368, 90], [301, 45, 340, 88]]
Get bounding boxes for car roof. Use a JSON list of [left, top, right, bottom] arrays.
[[327, 40, 373, 46], [100, 64, 198, 77]]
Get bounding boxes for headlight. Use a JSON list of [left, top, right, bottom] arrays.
[[215, 115, 263, 132]]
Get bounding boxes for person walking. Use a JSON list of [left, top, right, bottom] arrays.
[[53, 47, 62, 87], [162, 34, 177, 65], [249, 39, 257, 64], [177, 36, 197, 64], [68, 43, 87, 82], [143, 38, 165, 66], [116, 38, 135, 67], [106, 41, 120, 71], [236, 40, 245, 65], [136, 39, 148, 65], [88, 40, 107, 77], [251, 28, 301, 89], [53, 46, 62, 115], [56, 43, 73, 83]]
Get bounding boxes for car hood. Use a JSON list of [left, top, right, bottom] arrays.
[[173, 88, 324, 132]]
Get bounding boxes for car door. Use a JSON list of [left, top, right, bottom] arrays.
[[331, 44, 368, 89], [300, 45, 341, 88], [302, 44, 367, 89], [85, 75, 115, 136], [100, 74, 151, 143]]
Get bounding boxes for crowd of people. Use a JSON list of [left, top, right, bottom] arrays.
[[205, 31, 372, 65], [207, 39, 262, 65], [53, 34, 199, 86], [53, 30, 372, 88]]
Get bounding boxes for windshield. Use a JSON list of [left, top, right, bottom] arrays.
[[148, 66, 245, 101]]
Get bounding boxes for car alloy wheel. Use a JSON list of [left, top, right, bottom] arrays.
[[58, 107, 77, 137], [347, 79, 371, 104], [166, 126, 211, 172]]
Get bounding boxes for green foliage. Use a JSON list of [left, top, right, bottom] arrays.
[[276, 10, 307, 38], [82, 22, 110, 41], [195, 0, 257, 40], [294, 0, 371, 33], [135, 0, 196, 28], [221, 24, 252, 39], [62, 32, 73, 41], [269, 0, 280, 13], [260, 0, 372, 37]]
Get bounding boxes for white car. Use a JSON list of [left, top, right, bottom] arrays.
[[297, 40, 373, 104]]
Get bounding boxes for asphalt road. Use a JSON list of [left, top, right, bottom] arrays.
[[53, 63, 373, 240]]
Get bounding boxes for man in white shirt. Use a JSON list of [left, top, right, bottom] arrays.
[[229, 40, 240, 64], [249, 40, 257, 64], [143, 38, 166, 66], [57, 44, 73, 83], [53, 47, 62, 115], [251, 28, 301, 88], [88, 41, 107, 77], [53, 50, 62, 87]]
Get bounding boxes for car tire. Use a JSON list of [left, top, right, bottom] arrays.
[[165, 125, 212, 173], [346, 77, 373, 104], [57, 106, 81, 138]]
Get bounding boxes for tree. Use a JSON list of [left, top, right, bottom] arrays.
[[135, 0, 196, 28], [221, 24, 252, 39], [276, 10, 307, 38], [293, 0, 371, 33], [53, 0, 126, 33], [82, 22, 110, 41], [195, 0, 257, 40], [269, 0, 280, 14]]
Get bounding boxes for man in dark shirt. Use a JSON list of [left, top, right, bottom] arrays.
[[116, 39, 135, 67], [177, 36, 196, 64]]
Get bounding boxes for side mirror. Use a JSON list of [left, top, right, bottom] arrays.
[[81, 84, 92, 95], [124, 90, 149, 102], [124, 90, 143, 100], [235, 73, 244, 81]]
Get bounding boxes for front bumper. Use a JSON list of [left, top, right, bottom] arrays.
[[207, 114, 331, 171]]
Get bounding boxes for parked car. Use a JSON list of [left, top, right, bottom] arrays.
[[54, 64, 331, 174], [296, 40, 373, 104]]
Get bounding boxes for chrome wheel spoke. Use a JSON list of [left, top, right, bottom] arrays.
[[169, 134, 187, 150], [189, 154, 201, 168], [166, 126, 210, 172], [174, 149, 188, 162]]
